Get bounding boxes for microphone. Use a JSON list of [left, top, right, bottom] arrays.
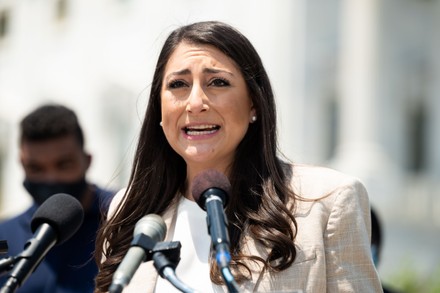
[[1, 193, 84, 293], [109, 214, 167, 293], [192, 170, 239, 292], [192, 169, 231, 268]]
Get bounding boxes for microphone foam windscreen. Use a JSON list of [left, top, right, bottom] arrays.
[[30, 193, 85, 245], [191, 169, 231, 205]]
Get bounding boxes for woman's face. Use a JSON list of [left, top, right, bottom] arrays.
[[160, 42, 255, 175]]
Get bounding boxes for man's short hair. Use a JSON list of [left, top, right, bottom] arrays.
[[20, 104, 85, 148]]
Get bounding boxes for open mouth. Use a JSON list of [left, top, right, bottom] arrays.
[[184, 124, 220, 136]]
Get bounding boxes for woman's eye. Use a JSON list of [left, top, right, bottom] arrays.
[[168, 80, 187, 89], [210, 78, 230, 87]]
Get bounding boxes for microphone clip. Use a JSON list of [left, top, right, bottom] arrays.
[[129, 234, 156, 261], [130, 234, 181, 267], [151, 241, 181, 278], [151, 241, 181, 267]]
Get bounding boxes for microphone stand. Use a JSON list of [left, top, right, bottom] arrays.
[[221, 267, 239, 293], [0, 256, 17, 277], [0, 240, 15, 277], [0, 251, 32, 293], [1, 250, 31, 293], [0, 254, 22, 293], [214, 243, 240, 293]]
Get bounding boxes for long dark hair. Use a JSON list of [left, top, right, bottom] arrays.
[[95, 21, 297, 292]]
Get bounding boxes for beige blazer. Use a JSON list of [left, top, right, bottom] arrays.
[[107, 164, 383, 292]]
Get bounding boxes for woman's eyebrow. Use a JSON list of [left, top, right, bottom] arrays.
[[203, 67, 234, 76], [165, 67, 235, 80], [165, 69, 191, 80]]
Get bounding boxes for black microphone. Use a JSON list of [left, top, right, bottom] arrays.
[[192, 170, 239, 292], [109, 214, 167, 293], [192, 169, 231, 268], [1, 193, 84, 293]]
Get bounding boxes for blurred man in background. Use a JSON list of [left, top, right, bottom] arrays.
[[0, 104, 115, 292]]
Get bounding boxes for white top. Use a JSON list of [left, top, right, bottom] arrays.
[[154, 197, 216, 292]]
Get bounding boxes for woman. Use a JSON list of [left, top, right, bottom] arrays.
[[95, 21, 382, 292]]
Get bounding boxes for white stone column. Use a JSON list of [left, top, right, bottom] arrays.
[[427, 1, 440, 226], [248, 0, 306, 163], [332, 0, 402, 218], [337, 0, 379, 148], [427, 1, 440, 179]]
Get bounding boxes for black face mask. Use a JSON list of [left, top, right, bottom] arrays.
[[23, 178, 88, 206]]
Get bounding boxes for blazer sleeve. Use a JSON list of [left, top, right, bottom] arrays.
[[324, 179, 384, 292], [107, 188, 127, 219]]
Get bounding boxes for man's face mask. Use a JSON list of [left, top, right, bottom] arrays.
[[23, 178, 88, 206]]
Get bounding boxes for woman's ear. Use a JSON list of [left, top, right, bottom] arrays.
[[249, 108, 257, 123]]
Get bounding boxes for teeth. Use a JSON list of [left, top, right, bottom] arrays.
[[185, 124, 219, 135], [187, 124, 217, 130], [187, 129, 217, 135]]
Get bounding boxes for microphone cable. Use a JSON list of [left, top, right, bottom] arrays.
[[152, 251, 200, 293]]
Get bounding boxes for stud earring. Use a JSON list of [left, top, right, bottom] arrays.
[[159, 121, 163, 127], [251, 116, 257, 122]]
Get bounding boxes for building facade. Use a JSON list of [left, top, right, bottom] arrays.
[[0, 0, 439, 281]]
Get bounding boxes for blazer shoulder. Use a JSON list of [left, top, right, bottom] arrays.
[[107, 188, 127, 219], [290, 164, 367, 201]]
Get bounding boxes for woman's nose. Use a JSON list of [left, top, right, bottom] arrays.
[[186, 84, 209, 113]]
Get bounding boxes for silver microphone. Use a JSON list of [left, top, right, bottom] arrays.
[[109, 214, 166, 293]]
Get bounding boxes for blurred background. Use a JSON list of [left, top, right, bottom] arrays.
[[0, 0, 439, 291]]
